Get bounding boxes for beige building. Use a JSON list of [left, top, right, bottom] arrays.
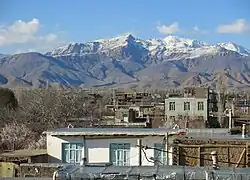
[[165, 97, 208, 121], [164, 87, 210, 127]]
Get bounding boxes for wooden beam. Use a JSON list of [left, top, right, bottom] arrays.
[[198, 147, 204, 167], [174, 144, 246, 148], [235, 148, 246, 168]]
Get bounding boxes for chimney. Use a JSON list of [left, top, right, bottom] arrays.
[[211, 151, 219, 170], [146, 115, 150, 123], [242, 124, 246, 138]]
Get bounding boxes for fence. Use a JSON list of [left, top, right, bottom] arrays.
[[0, 178, 52, 180], [56, 164, 250, 180]]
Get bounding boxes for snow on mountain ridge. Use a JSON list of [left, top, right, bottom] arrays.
[[218, 42, 250, 56], [1, 35, 250, 89], [96, 33, 135, 44], [47, 35, 249, 58], [163, 35, 207, 48]]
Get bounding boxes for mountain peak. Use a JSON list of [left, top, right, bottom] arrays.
[[119, 33, 135, 40], [96, 33, 135, 44]]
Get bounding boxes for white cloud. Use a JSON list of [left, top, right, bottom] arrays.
[[0, 18, 67, 52], [192, 26, 209, 34], [157, 22, 180, 35], [193, 26, 199, 32], [216, 19, 250, 34], [157, 22, 210, 35]]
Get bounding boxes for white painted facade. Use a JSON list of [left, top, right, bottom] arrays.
[[46, 134, 174, 166]]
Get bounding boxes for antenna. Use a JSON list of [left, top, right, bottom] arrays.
[[46, 80, 49, 89]]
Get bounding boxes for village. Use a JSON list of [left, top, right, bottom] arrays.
[[1, 86, 250, 179]]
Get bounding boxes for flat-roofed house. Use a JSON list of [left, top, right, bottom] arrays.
[[43, 128, 186, 166]]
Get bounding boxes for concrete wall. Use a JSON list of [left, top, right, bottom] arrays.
[[165, 97, 208, 120], [46, 135, 173, 166], [0, 162, 16, 177]]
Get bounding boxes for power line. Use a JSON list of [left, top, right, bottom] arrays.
[[141, 148, 154, 164], [138, 145, 247, 166], [126, 137, 167, 164], [140, 138, 167, 165]]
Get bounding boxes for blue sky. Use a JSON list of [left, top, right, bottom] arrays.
[[0, 0, 250, 54]]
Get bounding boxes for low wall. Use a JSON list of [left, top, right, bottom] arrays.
[[19, 164, 60, 177], [173, 138, 249, 168]]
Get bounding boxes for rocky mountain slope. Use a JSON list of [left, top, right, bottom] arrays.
[[0, 34, 250, 89]]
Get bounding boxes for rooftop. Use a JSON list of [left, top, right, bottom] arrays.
[[185, 128, 250, 140], [0, 149, 47, 158], [44, 127, 187, 136]]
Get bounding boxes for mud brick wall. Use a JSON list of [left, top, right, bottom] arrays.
[[173, 138, 248, 168]]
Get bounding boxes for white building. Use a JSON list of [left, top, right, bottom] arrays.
[[44, 128, 186, 166]]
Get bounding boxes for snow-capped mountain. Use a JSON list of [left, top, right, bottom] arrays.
[[0, 34, 250, 89], [218, 42, 250, 56], [48, 34, 248, 59]]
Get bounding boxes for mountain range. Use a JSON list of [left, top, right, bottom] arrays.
[[1, 34, 250, 89]]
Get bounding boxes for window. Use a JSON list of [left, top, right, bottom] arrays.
[[169, 102, 175, 111], [154, 143, 166, 165], [62, 143, 83, 163], [184, 102, 190, 111], [110, 143, 130, 166], [169, 116, 175, 121], [242, 107, 247, 113], [198, 102, 204, 111]]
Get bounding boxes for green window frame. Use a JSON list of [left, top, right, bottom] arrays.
[[62, 143, 83, 163], [110, 143, 130, 166]]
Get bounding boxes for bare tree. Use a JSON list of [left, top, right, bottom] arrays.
[[0, 122, 36, 150], [0, 87, 113, 151], [14, 88, 103, 133], [28, 135, 46, 150], [216, 73, 227, 127]]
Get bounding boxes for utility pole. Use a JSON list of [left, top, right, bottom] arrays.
[[228, 109, 232, 130], [247, 93, 249, 114], [113, 89, 116, 121], [46, 80, 49, 89], [138, 139, 142, 166], [165, 133, 169, 165]]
